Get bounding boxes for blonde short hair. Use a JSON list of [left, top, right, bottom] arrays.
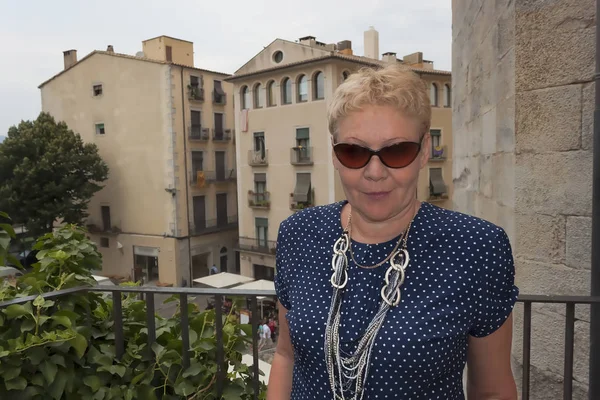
[[327, 64, 432, 139]]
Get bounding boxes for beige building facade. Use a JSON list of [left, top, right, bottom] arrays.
[[227, 29, 453, 280], [39, 36, 239, 286]]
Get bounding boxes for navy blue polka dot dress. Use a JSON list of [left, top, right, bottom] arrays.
[[274, 200, 519, 399]]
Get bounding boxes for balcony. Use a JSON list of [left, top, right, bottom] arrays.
[[190, 215, 238, 236], [236, 237, 276, 255], [248, 150, 268, 167], [188, 86, 204, 102], [248, 191, 270, 209], [85, 222, 122, 235], [212, 129, 232, 142], [290, 146, 313, 165], [290, 189, 315, 211], [213, 91, 227, 105], [430, 145, 448, 161], [188, 126, 209, 141]]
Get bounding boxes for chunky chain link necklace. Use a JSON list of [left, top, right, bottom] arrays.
[[324, 206, 413, 400]]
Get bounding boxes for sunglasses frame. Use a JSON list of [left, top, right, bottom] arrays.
[[332, 137, 424, 169]]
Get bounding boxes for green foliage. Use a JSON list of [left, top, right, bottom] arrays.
[[0, 113, 109, 237], [0, 219, 267, 399]]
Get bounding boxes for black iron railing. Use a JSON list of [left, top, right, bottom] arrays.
[[190, 215, 238, 235], [0, 285, 273, 399], [516, 295, 600, 400], [236, 237, 276, 255]]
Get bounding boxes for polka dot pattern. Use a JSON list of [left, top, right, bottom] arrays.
[[275, 200, 519, 399]]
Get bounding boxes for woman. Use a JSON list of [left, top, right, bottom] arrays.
[[268, 65, 519, 400]]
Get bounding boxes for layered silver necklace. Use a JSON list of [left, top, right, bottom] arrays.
[[324, 208, 413, 400]]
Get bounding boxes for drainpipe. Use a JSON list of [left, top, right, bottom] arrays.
[[181, 67, 193, 287], [589, 0, 600, 397]]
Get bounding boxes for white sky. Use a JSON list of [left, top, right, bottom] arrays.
[[0, 0, 451, 136]]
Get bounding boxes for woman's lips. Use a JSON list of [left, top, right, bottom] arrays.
[[364, 191, 390, 200]]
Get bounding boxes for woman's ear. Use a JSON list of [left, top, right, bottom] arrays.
[[419, 132, 431, 169]]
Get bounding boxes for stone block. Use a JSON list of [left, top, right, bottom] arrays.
[[474, 194, 499, 225], [514, 259, 590, 297], [495, 47, 515, 104], [481, 108, 497, 155], [515, 213, 565, 264], [479, 154, 493, 197], [496, 4, 515, 60], [492, 153, 515, 208], [516, 0, 595, 33], [497, 204, 515, 245], [515, 151, 592, 216], [515, 26, 595, 92], [496, 95, 515, 153], [582, 82, 594, 151], [566, 216, 591, 270], [467, 155, 481, 192], [516, 85, 582, 153], [467, 117, 482, 157]]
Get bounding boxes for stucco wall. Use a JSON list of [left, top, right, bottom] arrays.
[[452, 0, 595, 398]]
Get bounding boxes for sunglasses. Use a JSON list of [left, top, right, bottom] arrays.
[[333, 141, 422, 169]]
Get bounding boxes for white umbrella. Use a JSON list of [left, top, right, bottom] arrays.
[[230, 279, 275, 318], [193, 272, 254, 288]]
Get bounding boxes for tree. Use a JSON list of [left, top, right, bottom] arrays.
[[0, 112, 108, 237]]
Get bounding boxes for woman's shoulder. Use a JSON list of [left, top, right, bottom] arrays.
[[421, 202, 507, 237], [277, 201, 343, 239]]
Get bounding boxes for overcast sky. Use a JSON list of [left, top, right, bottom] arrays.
[[0, 0, 451, 137]]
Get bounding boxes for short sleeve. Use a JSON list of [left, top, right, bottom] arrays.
[[274, 219, 292, 310], [469, 228, 519, 338]]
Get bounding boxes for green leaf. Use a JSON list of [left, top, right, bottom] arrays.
[[27, 347, 46, 365], [182, 362, 203, 378], [49, 369, 68, 400], [151, 342, 165, 358], [0, 211, 10, 220], [188, 329, 198, 345], [69, 333, 87, 358], [51, 314, 72, 328], [20, 318, 36, 332], [131, 371, 147, 385], [195, 339, 215, 351], [4, 303, 33, 318], [5, 376, 27, 391], [239, 324, 253, 337], [33, 295, 45, 307], [0, 223, 16, 238], [3, 366, 21, 381], [83, 375, 102, 392], [222, 383, 245, 400], [50, 354, 65, 367], [31, 373, 45, 386], [174, 380, 196, 396], [41, 360, 58, 384]]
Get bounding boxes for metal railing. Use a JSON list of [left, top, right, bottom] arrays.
[[213, 92, 227, 105], [248, 150, 268, 166], [188, 126, 209, 140], [190, 170, 236, 184], [190, 215, 238, 235], [248, 191, 270, 209], [0, 285, 272, 399], [236, 237, 276, 255], [290, 146, 313, 165], [430, 145, 448, 161], [212, 129, 232, 141], [188, 87, 205, 101]]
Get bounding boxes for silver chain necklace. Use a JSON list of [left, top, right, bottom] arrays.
[[324, 209, 413, 400]]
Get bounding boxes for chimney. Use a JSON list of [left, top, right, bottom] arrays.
[[337, 40, 353, 55], [63, 50, 78, 70], [106, 45, 114, 53], [382, 52, 397, 63], [403, 52, 424, 66], [299, 36, 316, 47], [364, 26, 379, 60]]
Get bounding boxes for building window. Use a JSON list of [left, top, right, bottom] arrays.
[[95, 123, 105, 135], [93, 84, 103, 96], [272, 50, 283, 64], [429, 168, 447, 197], [213, 80, 226, 104], [254, 173, 267, 204], [192, 151, 203, 175], [430, 83, 438, 107], [297, 75, 308, 102], [190, 75, 200, 88], [293, 173, 312, 204], [241, 86, 250, 109], [281, 77, 292, 105], [444, 84, 451, 107], [313, 71, 325, 100], [166, 45, 173, 62], [254, 83, 264, 108], [255, 217, 268, 247], [190, 110, 201, 137], [254, 132, 265, 157], [342, 71, 349, 81], [430, 129, 442, 158], [266, 80, 276, 107], [100, 237, 109, 248], [193, 196, 206, 231], [296, 127, 310, 149], [214, 113, 224, 138], [253, 264, 274, 280], [101, 206, 111, 231]]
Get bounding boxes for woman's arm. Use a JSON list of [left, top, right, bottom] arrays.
[[266, 302, 294, 400], [467, 314, 518, 400]]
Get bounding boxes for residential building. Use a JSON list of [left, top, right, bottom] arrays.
[[227, 27, 452, 279], [39, 36, 238, 286]]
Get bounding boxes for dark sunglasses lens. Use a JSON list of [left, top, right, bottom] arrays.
[[334, 144, 370, 168], [379, 142, 420, 168]]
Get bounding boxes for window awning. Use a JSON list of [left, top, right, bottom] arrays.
[[296, 128, 310, 140], [293, 174, 311, 202], [430, 169, 447, 195], [254, 173, 266, 183], [214, 80, 226, 96]]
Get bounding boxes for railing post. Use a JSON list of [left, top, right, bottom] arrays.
[[214, 295, 224, 397], [522, 301, 532, 400], [112, 291, 124, 359], [180, 294, 190, 370], [251, 296, 260, 400], [564, 303, 575, 400]]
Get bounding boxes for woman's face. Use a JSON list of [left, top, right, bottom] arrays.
[[333, 105, 430, 223]]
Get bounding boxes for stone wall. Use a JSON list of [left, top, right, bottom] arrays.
[[452, 0, 595, 398]]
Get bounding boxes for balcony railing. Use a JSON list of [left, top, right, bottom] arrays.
[[248, 191, 270, 209], [0, 288, 597, 399], [190, 170, 236, 185], [431, 145, 448, 161], [212, 129, 232, 142], [236, 237, 276, 255], [0, 285, 271, 399], [290, 189, 315, 211], [86, 222, 122, 235], [213, 92, 227, 105], [190, 215, 238, 236], [188, 126, 210, 141], [290, 146, 313, 165], [188, 87, 205, 101], [248, 150, 268, 167]]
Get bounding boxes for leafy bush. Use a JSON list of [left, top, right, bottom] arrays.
[[0, 221, 266, 399]]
